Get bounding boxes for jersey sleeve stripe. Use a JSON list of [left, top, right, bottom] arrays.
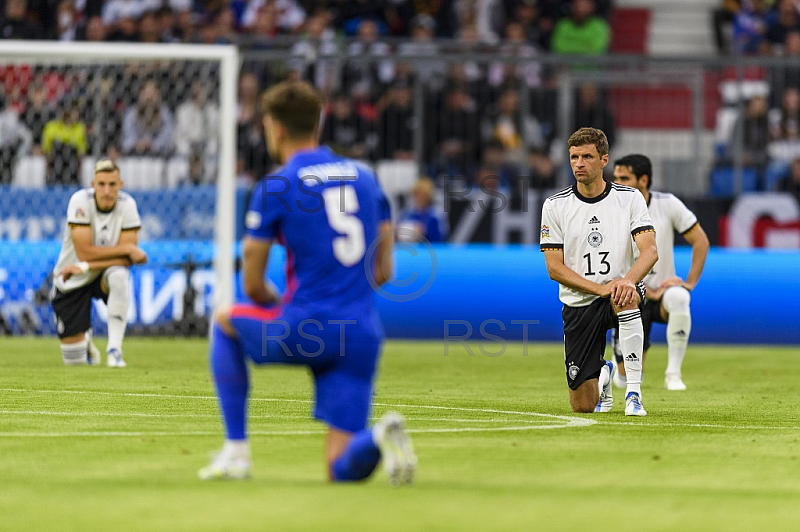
[[68, 221, 91, 226], [540, 244, 564, 252], [631, 226, 655, 237], [121, 225, 141, 231], [680, 221, 699, 235]]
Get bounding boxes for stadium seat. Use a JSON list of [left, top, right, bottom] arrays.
[[709, 166, 759, 197], [117, 157, 165, 189], [376, 159, 418, 214]]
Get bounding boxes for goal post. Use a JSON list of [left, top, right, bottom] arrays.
[[0, 41, 239, 320]]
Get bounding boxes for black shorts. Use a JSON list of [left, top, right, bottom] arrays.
[[562, 298, 619, 390], [51, 276, 108, 339], [641, 298, 667, 351]]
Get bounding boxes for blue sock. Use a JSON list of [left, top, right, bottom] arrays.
[[331, 428, 381, 482], [210, 324, 249, 440]]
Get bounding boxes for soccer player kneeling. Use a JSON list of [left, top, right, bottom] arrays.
[[51, 159, 147, 368]]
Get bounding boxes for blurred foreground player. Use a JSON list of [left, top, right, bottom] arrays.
[[199, 80, 416, 484], [612, 154, 709, 390], [540, 128, 657, 416], [51, 159, 147, 367]]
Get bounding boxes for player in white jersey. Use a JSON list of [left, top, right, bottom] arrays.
[[51, 159, 148, 367], [540, 128, 658, 416], [612, 154, 710, 391]]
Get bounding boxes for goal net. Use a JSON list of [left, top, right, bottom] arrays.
[[0, 41, 238, 338]]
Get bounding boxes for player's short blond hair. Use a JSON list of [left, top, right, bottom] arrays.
[[567, 127, 609, 157], [260, 80, 322, 138], [94, 158, 119, 174]]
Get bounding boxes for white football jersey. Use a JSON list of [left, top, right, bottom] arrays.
[[53, 189, 141, 293], [641, 191, 698, 288], [540, 182, 654, 307]]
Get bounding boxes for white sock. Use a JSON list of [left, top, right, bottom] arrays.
[[61, 338, 88, 365], [223, 439, 251, 458], [599, 362, 610, 393], [104, 267, 130, 353], [662, 287, 692, 377], [618, 309, 644, 396]]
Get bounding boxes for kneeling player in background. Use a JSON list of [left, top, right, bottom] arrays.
[[612, 154, 709, 390], [51, 159, 147, 367]]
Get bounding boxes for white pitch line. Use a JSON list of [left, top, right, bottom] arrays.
[[599, 420, 800, 430], [0, 387, 594, 436]]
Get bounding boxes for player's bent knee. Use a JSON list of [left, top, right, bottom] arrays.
[[104, 266, 130, 293], [662, 286, 691, 313]]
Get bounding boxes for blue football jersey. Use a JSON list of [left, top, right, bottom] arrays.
[[245, 146, 391, 322]]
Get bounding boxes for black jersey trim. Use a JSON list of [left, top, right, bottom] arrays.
[[680, 221, 699, 235], [121, 225, 141, 231], [546, 186, 574, 201], [573, 181, 612, 204], [540, 244, 564, 252], [631, 225, 655, 237], [68, 221, 91, 226]]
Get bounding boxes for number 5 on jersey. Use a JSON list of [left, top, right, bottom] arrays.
[[323, 186, 366, 267]]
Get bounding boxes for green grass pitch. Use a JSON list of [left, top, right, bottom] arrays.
[[1, 337, 799, 531]]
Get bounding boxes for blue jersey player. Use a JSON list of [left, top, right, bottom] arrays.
[[199, 81, 416, 484]]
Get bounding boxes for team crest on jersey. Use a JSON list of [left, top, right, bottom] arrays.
[[541, 224, 550, 238], [75, 208, 86, 219], [588, 231, 603, 247], [568, 364, 579, 381]]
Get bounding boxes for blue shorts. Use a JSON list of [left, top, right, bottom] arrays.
[[229, 303, 382, 433]]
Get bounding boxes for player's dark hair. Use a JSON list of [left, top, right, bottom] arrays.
[[260, 80, 322, 138], [567, 127, 609, 157], [614, 154, 653, 189]]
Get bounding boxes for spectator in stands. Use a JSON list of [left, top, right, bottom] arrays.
[[524, 147, 558, 190], [429, 83, 480, 178], [732, 0, 774, 55], [42, 95, 87, 185], [106, 12, 140, 42], [1, 0, 43, 39], [398, 15, 445, 90], [776, 156, 800, 197], [236, 72, 269, 181], [766, 87, 800, 182], [21, 80, 54, 154], [289, 9, 338, 92], [573, 83, 617, 149], [478, 139, 518, 189], [0, 93, 33, 184], [488, 21, 541, 89], [767, 0, 800, 50], [713, 0, 742, 54], [139, 9, 163, 43], [241, 0, 306, 34], [397, 177, 448, 243], [122, 79, 175, 157], [550, 0, 610, 55], [344, 19, 394, 98], [79, 15, 107, 41], [56, 0, 79, 40], [175, 81, 219, 159], [321, 93, 374, 160], [376, 80, 415, 160], [731, 94, 771, 172], [482, 87, 544, 167], [771, 31, 800, 97]]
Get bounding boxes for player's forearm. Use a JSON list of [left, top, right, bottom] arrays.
[[684, 240, 709, 289], [625, 245, 658, 285], [75, 244, 134, 262], [86, 257, 133, 270], [546, 261, 605, 296]]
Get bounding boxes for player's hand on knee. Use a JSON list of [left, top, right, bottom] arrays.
[[659, 277, 684, 290], [129, 248, 148, 264], [610, 279, 637, 308], [58, 264, 84, 281]]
